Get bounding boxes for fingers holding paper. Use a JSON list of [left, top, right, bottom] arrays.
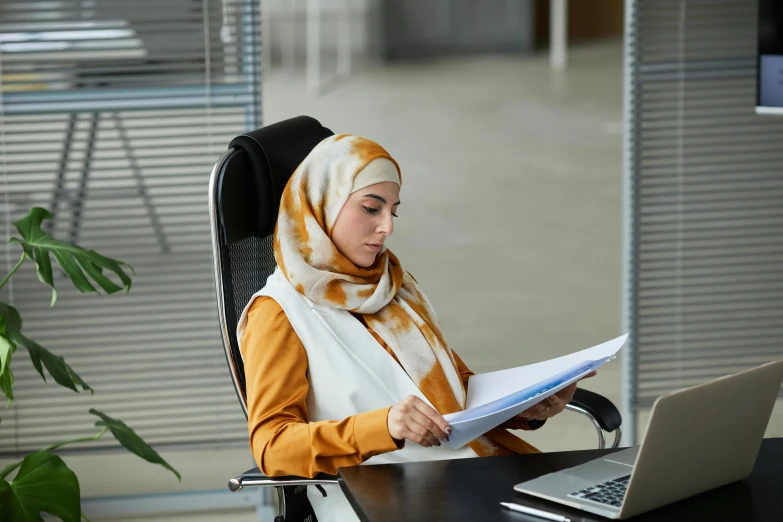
[[516, 370, 598, 422], [387, 395, 452, 448]]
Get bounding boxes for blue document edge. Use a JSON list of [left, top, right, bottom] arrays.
[[445, 356, 615, 426]]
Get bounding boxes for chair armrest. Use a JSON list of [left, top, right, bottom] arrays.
[[570, 388, 622, 432], [228, 467, 339, 492]]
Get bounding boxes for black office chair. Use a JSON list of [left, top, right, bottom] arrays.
[[208, 116, 623, 522]]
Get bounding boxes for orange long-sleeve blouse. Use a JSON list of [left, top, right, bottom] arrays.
[[240, 296, 542, 478]]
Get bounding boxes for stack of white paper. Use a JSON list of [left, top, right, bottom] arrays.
[[442, 334, 628, 449]]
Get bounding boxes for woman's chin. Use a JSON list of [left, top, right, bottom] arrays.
[[352, 253, 377, 268]]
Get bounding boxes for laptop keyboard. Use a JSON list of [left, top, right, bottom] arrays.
[[567, 474, 631, 508]]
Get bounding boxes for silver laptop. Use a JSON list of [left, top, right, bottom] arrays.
[[514, 359, 783, 519]]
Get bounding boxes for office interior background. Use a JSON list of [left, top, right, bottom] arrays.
[[1, 0, 782, 520]]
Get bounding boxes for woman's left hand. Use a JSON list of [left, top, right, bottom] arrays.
[[514, 370, 598, 424]]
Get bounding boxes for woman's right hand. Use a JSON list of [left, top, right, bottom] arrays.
[[387, 395, 452, 447]]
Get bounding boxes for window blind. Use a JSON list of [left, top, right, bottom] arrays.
[[0, 0, 261, 453], [622, 0, 783, 443]]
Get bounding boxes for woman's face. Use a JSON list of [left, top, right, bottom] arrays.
[[331, 181, 400, 268]]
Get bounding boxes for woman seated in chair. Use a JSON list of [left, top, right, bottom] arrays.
[[237, 135, 593, 522]]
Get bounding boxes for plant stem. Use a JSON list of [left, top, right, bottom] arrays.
[[0, 426, 109, 480], [0, 253, 26, 292], [41, 426, 109, 453], [81, 513, 93, 522]]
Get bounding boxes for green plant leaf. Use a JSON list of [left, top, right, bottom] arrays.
[[0, 301, 21, 331], [0, 306, 19, 403], [89, 409, 181, 481], [0, 320, 12, 377], [27, 342, 92, 394], [0, 363, 13, 406], [0, 451, 81, 522], [0, 334, 11, 377], [10, 207, 133, 306], [0, 302, 91, 394]]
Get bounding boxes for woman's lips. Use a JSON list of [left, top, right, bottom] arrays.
[[367, 244, 382, 252]]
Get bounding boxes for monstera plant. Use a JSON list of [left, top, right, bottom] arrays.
[[0, 208, 180, 522]]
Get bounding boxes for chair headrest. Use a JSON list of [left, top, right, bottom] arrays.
[[222, 116, 333, 240]]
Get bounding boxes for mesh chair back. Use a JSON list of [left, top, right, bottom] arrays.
[[209, 116, 333, 415]]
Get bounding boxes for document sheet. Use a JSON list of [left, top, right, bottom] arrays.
[[442, 334, 628, 449]]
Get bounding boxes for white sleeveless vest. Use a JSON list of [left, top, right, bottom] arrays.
[[237, 269, 477, 522]]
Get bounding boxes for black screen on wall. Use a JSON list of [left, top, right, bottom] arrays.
[[758, 0, 783, 109]]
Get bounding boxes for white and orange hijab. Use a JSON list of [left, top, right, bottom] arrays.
[[274, 134, 536, 457]]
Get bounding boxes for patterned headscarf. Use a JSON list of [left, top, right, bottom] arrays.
[[274, 134, 536, 457]]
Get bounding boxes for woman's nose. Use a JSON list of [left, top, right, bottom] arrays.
[[378, 211, 394, 236]]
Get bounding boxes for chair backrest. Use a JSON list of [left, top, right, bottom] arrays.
[[209, 116, 333, 416]]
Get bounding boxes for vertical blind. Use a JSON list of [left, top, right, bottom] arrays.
[[0, 0, 261, 453], [622, 0, 783, 442]]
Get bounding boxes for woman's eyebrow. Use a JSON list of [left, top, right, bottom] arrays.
[[362, 194, 401, 205]]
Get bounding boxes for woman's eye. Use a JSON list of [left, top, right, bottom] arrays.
[[362, 206, 398, 218]]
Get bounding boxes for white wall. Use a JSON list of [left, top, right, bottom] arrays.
[[264, 0, 378, 66]]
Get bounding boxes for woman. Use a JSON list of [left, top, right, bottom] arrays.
[[237, 134, 591, 522]]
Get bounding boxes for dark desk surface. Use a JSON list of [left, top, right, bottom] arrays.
[[338, 438, 783, 522]]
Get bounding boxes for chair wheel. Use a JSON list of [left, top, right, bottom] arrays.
[[274, 517, 285, 522]]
